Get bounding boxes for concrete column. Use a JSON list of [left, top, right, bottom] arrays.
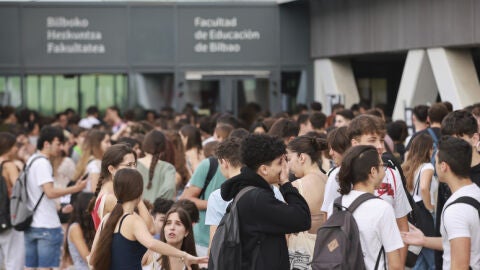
[[394, 48, 480, 121], [427, 48, 480, 110], [313, 58, 359, 114], [392, 50, 438, 120]]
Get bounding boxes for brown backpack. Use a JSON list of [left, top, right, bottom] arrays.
[[311, 193, 385, 270]]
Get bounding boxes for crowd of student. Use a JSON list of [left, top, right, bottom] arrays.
[[0, 99, 479, 270]]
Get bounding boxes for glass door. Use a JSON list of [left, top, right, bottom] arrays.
[[183, 72, 271, 118]]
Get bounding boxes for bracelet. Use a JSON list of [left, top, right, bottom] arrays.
[[180, 251, 187, 263]]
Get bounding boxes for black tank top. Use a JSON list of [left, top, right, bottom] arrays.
[[110, 214, 148, 270]]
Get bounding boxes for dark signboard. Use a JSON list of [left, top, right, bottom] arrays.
[[129, 6, 175, 66], [0, 7, 21, 68], [177, 6, 278, 65], [22, 7, 128, 68], [0, 3, 309, 71]]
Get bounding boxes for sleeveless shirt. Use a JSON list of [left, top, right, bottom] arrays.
[[111, 214, 148, 270]]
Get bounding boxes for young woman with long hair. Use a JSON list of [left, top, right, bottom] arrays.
[[0, 132, 24, 270], [401, 133, 436, 270], [89, 169, 207, 270], [330, 145, 403, 270], [286, 135, 328, 269], [87, 143, 153, 233], [73, 129, 111, 193], [165, 131, 191, 198], [402, 133, 435, 211], [63, 192, 95, 270], [143, 207, 199, 270], [137, 130, 176, 202], [179, 125, 204, 175]]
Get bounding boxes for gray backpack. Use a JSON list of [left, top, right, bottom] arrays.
[[209, 186, 257, 270], [10, 156, 46, 231], [311, 193, 385, 270]]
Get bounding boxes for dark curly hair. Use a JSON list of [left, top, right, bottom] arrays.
[[241, 134, 286, 171]]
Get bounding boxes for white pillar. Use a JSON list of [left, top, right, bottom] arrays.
[[427, 48, 480, 110], [314, 58, 359, 114], [392, 50, 438, 121]]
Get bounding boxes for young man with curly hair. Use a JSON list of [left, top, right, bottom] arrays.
[[220, 134, 310, 270]]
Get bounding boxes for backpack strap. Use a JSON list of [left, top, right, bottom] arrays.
[[0, 161, 5, 185], [347, 192, 378, 213], [374, 246, 386, 270], [426, 128, 439, 144], [230, 186, 259, 270], [25, 155, 48, 210], [441, 196, 480, 244], [443, 196, 480, 220], [233, 186, 256, 204], [199, 157, 218, 200], [327, 166, 336, 177], [382, 153, 417, 219], [387, 167, 397, 196], [333, 196, 344, 213]]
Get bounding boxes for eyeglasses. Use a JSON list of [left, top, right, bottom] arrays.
[[119, 162, 137, 168]]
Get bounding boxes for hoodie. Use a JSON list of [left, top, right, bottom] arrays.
[[221, 167, 311, 270]]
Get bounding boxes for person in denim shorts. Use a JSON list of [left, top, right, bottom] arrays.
[[24, 126, 86, 269]]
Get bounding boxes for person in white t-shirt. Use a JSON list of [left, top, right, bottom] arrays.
[[348, 115, 412, 263], [324, 116, 412, 263], [24, 126, 87, 269], [321, 127, 350, 214], [327, 145, 404, 269], [78, 106, 101, 130], [402, 136, 480, 270]]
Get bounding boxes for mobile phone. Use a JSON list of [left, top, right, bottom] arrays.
[[81, 173, 89, 180]]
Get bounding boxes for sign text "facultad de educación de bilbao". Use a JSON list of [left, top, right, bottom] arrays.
[[192, 16, 260, 53], [46, 16, 106, 54]]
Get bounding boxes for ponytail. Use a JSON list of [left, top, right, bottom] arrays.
[[147, 153, 160, 190], [87, 176, 105, 213], [90, 203, 124, 270]]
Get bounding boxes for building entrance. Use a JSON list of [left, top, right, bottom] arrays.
[[184, 71, 271, 116]]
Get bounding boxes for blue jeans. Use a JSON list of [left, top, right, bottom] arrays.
[[413, 247, 435, 270], [24, 227, 63, 268]]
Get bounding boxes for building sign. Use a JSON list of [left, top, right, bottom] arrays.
[[22, 7, 127, 68], [192, 16, 261, 53], [1, 4, 286, 69], [178, 6, 277, 64], [46, 16, 105, 54]]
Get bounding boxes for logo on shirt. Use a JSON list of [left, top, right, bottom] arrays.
[[376, 183, 394, 197]]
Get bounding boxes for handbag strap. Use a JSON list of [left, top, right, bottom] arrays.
[[374, 246, 386, 270], [413, 165, 424, 197]]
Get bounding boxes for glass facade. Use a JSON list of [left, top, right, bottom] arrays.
[[0, 76, 22, 107], [15, 74, 128, 116]]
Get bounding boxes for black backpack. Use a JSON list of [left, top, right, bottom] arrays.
[[311, 193, 385, 270], [0, 161, 11, 232], [208, 186, 257, 270]]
